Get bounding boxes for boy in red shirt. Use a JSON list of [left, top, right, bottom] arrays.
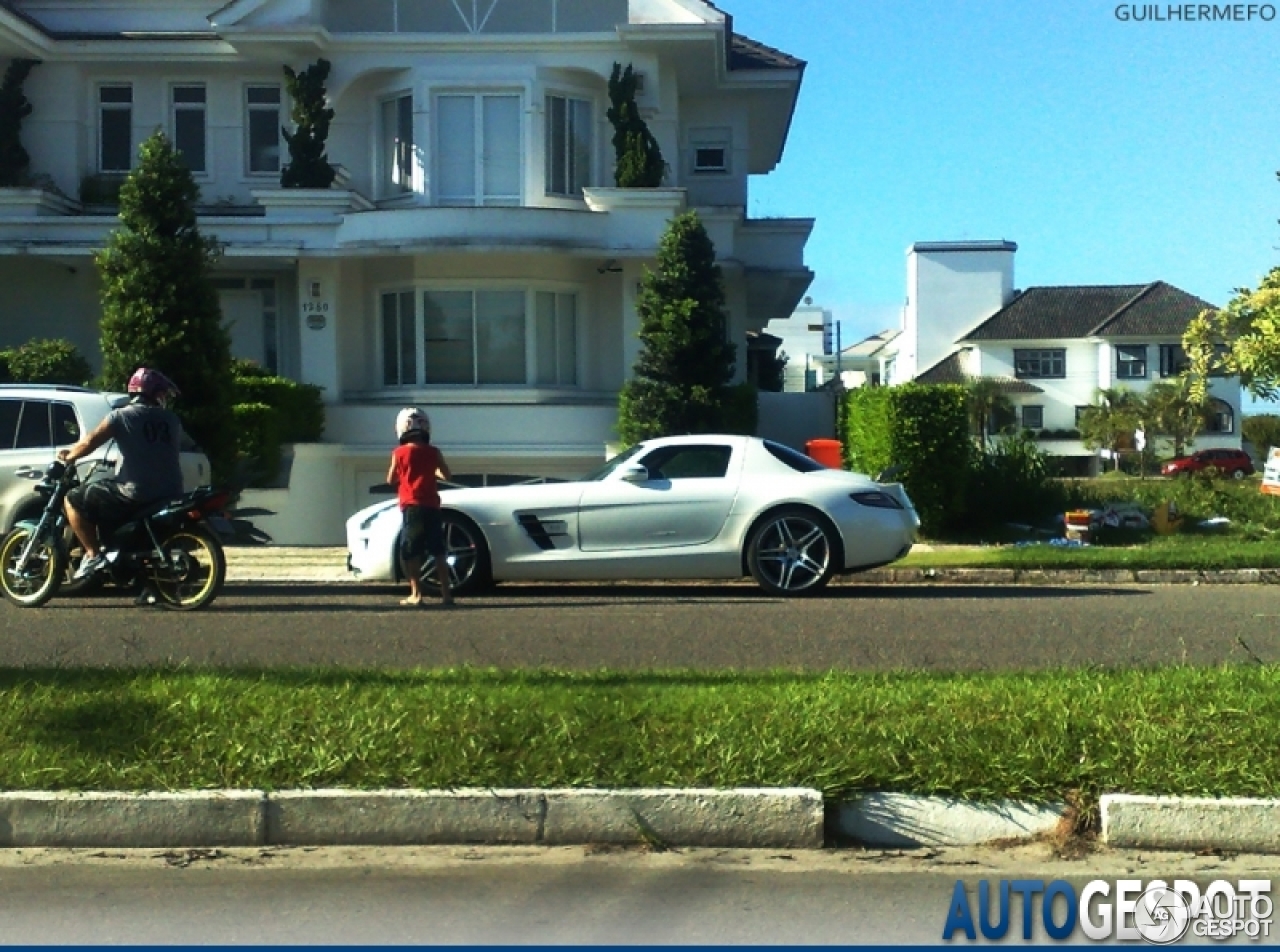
[[386, 407, 454, 607]]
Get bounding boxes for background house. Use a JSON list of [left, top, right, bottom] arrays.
[[881, 241, 1241, 474], [761, 297, 832, 392], [0, 0, 813, 542]]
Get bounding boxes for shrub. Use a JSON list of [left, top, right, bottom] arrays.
[[719, 382, 759, 436], [1243, 414, 1280, 456], [1, 338, 92, 385], [232, 402, 281, 487], [843, 384, 971, 535], [607, 63, 666, 188], [0, 59, 37, 188], [961, 434, 1067, 531], [96, 131, 237, 485], [616, 211, 738, 443], [281, 59, 336, 189], [233, 374, 324, 443]]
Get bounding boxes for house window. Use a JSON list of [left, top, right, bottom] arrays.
[[172, 84, 207, 173], [435, 93, 521, 206], [98, 85, 133, 172], [1116, 344, 1148, 379], [690, 127, 731, 175], [1075, 406, 1089, 426], [380, 94, 414, 195], [1021, 405, 1044, 430], [1159, 344, 1190, 377], [545, 94, 592, 197], [534, 291, 577, 385], [381, 290, 417, 387], [1206, 399, 1234, 434], [1013, 348, 1065, 379], [379, 287, 578, 388], [246, 85, 282, 174]]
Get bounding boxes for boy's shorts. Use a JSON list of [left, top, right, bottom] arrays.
[[400, 505, 447, 561]]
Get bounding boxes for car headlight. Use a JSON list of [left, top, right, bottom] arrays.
[[851, 490, 904, 510]]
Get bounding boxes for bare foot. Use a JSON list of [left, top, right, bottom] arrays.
[[399, 596, 422, 607]]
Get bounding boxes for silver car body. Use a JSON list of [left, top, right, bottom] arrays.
[[0, 385, 209, 533], [346, 434, 919, 593]]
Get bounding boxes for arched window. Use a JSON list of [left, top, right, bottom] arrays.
[[1206, 398, 1234, 434]]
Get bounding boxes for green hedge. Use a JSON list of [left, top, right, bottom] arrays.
[[0, 338, 92, 386], [232, 402, 281, 487], [233, 374, 324, 444], [843, 384, 971, 535]]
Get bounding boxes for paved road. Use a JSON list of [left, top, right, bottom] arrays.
[[2, 843, 1277, 944], [1, 581, 1277, 670]]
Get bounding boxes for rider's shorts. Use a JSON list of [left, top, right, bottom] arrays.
[[400, 505, 446, 561], [66, 478, 138, 528]]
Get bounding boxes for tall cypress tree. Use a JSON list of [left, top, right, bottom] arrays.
[[0, 59, 37, 187], [281, 59, 337, 189], [607, 63, 666, 188], [97, 131, 236, 484], [617, 211, 738, 443]]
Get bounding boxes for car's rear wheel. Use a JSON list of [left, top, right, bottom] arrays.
[[401, 512, 491, 597], [1232, 468, 1247, 480], [746, 506, 836, 597]]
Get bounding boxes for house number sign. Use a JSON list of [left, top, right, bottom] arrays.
[[303, 299, 331, 330]]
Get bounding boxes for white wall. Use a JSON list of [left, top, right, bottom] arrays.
[[901, 243, 1014, 381]]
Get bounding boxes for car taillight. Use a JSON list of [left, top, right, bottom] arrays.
[[851, 490, 904, 510]]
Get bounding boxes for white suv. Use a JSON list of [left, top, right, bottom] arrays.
[[0, 384, 210, 533]]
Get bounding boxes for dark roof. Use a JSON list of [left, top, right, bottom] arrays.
[[729, 32, 805, 71], [0, 0, 48, 35], [916, 351, 1043, 392], [961, 281, 1217, 342]]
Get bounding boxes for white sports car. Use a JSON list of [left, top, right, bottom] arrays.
[[346, 434, 919, 597]]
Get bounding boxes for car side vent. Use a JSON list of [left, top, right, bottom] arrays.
[[517, 514, 569, 551]]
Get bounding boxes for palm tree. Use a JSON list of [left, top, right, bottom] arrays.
[[964, 377, 1015, 447], [1144, 377, 1208, 459], [1078, 387, 1141, 472]]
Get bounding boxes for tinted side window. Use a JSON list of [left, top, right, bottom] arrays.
[[640, 445, 733, 479], [763, 439, 826, 473], [0, 399, 19, 450], [14, 401, 51, 449], [52, 402, 80, 446]]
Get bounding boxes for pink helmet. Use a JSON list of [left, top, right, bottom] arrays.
[[127, 367, 180, 401]]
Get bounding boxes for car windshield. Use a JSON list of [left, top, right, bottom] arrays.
[[579, 444, 646, 482]]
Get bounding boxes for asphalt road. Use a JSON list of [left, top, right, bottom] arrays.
[[1, 581, 1277, 670], [2, 843, 1278, 944]]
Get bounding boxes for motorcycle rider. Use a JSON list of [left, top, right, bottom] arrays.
[[57, 367, 185, 581]]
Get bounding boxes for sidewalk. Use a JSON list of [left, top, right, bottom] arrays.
[[222, 546, 1280, 587]]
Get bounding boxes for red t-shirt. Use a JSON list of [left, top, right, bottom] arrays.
[[391, 441, 443, 510]]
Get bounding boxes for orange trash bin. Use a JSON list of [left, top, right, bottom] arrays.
[[805, 438, 844, 469]]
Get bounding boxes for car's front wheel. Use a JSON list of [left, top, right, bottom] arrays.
[[401, 512, 491, 597], [1232, 468, 1248, 480], [746, 507, 837, 597]]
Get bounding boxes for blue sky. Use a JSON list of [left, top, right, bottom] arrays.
[[730, 0, 1280, 357]]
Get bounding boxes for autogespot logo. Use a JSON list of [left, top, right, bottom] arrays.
[[1115, 3, 1277, 19], [942, 878, 1273, 943]]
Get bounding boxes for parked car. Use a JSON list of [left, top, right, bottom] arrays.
[[346, 434, 920, 598], [0, 384, 210, 534], [1160, 448, 1255, 479]]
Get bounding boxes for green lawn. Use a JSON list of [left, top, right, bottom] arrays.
[[1, 667, 1277, 804], [901, 534, 1280, 571]]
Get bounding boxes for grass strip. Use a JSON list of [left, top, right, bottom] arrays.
[[0, 666, 1277, 802], [902, 536, 1280, 571]]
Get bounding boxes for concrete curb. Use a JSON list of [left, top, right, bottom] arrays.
[[5, 789, 1278, 853], [221, 549, 1280, 587], [831, 793, 1065, 847], [1102, 794, 1280, 853], [0, 789, 823, 850]]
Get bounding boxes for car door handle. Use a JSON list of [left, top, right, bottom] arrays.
[[14, 468, 43, 479]]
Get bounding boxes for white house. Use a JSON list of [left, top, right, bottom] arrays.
[[0, 0, 813, 542], [882, 241, 1241, 475], [762, 298, 831, 391]]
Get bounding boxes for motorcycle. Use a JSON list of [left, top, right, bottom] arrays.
[[0, 457, 231, 611]]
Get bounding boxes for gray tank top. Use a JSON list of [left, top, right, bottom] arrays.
[[108, 403, 185, 502]]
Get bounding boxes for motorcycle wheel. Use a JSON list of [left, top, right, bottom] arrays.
[[150, 528, 226, 611], [0, 524, 66, 608]]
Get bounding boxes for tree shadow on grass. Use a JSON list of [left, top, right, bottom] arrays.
[[18, 695, 171, 762]]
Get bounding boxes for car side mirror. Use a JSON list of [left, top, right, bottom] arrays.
[[619, 463, 650, 483]]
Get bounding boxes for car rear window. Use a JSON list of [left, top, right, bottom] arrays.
[[763, 440, 826, 473], [52, 402, 80, 446], [14, 401, 51, 449], [0, 399, 19, 449]]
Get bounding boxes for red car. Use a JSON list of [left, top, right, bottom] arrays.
[[1161, 448, 1255, 479]]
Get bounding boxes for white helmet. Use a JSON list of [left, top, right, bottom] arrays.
[[395, 407, 429, 439]]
